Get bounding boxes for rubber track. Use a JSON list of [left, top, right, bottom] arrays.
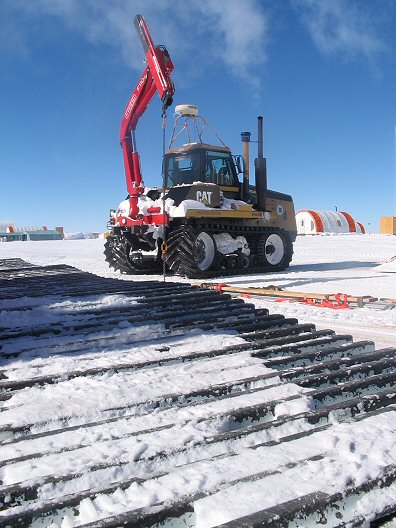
[[165, 223, 294, 278], [105, 224, 294, 279], [0, 259, 395, 528], [104, 235, 162, 274]]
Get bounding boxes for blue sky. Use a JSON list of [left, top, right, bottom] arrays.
[[1, 0, 396, 233]]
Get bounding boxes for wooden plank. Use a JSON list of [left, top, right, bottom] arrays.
[[198, 283, 378, 305]]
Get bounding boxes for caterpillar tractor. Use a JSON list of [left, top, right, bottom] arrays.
[[104, 15, 297, 279]]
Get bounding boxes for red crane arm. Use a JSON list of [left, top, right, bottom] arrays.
[[133, 14, 174, 108], [120, 14, 175, 218]]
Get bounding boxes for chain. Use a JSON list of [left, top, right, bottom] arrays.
[[161, 109, 168, 282]]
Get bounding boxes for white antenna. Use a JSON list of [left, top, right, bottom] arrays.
[[169, 104, 227, 148]]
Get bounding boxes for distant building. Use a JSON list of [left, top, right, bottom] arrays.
[[296, 210, 365, 235], [55, 226, 65, 239], [380, 216, 396, 235], [0, 222, 63, 242]]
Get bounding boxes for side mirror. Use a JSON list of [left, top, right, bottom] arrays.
[[233, 155, 243, 174]]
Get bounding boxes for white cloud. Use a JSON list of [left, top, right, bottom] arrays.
[[0, 0, 270, 81], [293, 0, 387, 60], [194, 0, 269, 77]]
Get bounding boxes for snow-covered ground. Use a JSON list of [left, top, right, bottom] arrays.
[[1, 233, 396, 527], [1, 233, 395, 348]]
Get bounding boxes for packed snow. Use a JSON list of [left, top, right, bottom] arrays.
[[1, 233, 396, 527]]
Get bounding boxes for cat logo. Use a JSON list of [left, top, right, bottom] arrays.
[[196, 190, 213, 205]]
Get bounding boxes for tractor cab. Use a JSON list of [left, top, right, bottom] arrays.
[[163, 143, 240, 195], [163, 104, 243, 203]]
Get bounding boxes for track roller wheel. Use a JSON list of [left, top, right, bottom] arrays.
[[240, 254, 250, 269], [216, 255, 228, 271], [227, 255, 239, 269], [165, 225, 216, 278], [257, 231, 293, 270]]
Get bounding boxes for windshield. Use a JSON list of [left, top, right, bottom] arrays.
[[164, 152, 201, 187]]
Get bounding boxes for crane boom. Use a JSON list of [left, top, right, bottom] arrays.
[[134, 14, 174, 108], [120, 14, 175, 218]]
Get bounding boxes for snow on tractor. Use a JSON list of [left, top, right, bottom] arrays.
[[104, 15, 297, 279]]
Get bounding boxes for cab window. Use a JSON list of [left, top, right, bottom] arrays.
[[164, 152, 201, 186], [205, 151, 238, 186]]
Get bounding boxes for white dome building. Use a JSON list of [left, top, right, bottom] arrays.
[[0, 222, 14, 233], [296, 210, 365, 235]]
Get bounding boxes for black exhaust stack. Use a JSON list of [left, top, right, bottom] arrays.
[[255, 116, 267, 211], [241, 131, 251, 201]]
